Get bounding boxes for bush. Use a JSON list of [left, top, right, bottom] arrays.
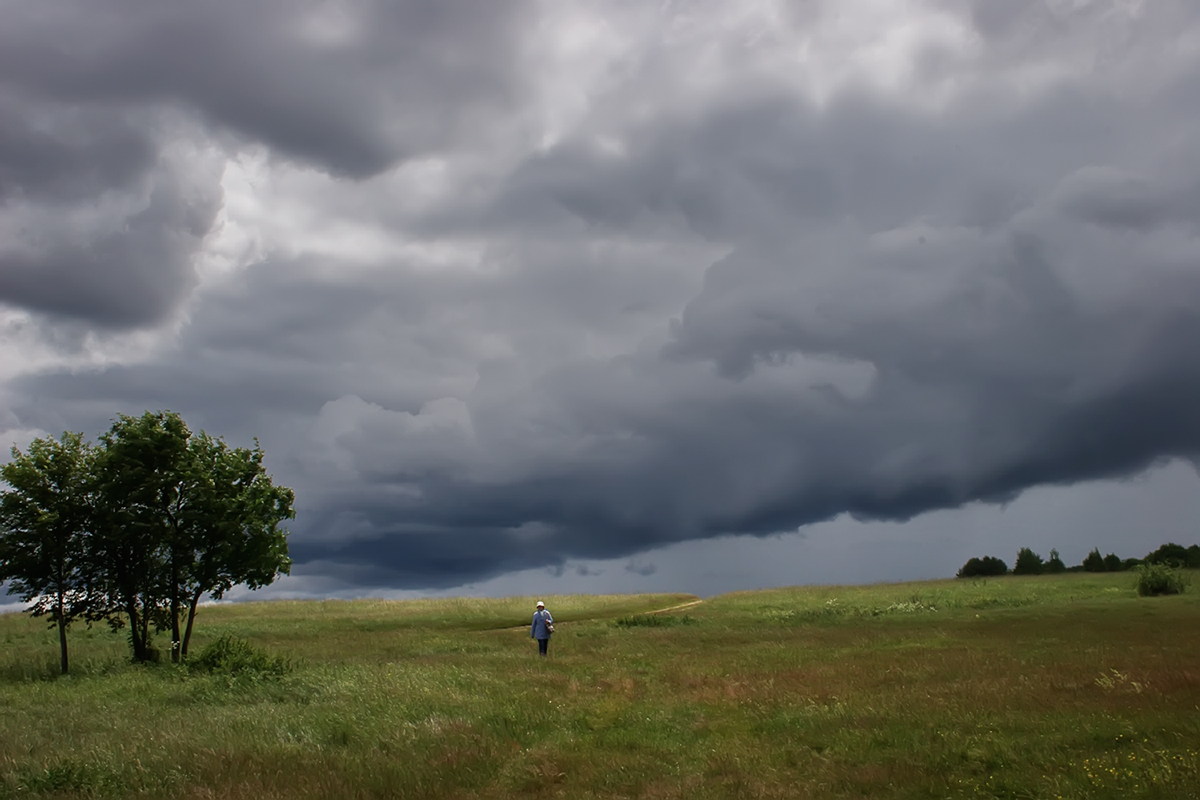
[[188, 635, 290, 677], [1012, 548, 1044, 575], [957, 556, 1008, 578], [1135, 564, 1188, 597]]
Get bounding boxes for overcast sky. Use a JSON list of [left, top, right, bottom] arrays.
[[3, 0, 1199, 602]]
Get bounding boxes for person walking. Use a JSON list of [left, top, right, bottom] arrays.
[[531, 601, 554, 657]]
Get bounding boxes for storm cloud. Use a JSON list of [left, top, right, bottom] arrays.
[[3, 0, 1199, 593]]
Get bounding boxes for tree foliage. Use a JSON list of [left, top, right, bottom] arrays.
[[1045, 548, 1066, 574], [1143, 542, 1200, 569], [957, 556, 1008, 578], [1082, 548, 1108, 572], [0, 411, 293, 668], [0, 433, 97, 674], [1012, 547, 1045, 575]]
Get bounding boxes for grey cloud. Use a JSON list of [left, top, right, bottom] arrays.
[[0, 0, 533, 177], [5, 0, 1200, 592], [0, 100, 154, 203], [0, 163, 222, 327], [625, 561, 657, 577]]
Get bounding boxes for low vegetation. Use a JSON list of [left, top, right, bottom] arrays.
[[1136, 563, 1190, 597], [2, 575, 1198, 799]]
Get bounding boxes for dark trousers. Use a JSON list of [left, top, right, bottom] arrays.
[[537, 638, 549, 656]]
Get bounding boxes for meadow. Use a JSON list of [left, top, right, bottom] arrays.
[[0, 574, 1197, 799]]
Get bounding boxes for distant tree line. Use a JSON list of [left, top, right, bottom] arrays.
[[957, 542, 1200, 579], [0, 411, 294, 674]]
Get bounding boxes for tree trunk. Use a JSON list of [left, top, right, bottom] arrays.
[[170, 563, 181, 663], [126, 600, 145, 662], [56, 594, 69, 675], [180, 588, 203, 659], [140, 605, 151, 661]]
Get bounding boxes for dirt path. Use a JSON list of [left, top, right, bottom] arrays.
[[505, 598, 703, 630]]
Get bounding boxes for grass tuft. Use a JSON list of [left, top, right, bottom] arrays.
[[188, 634, 291, 678]]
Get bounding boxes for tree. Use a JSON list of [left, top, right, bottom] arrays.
[[91, 411, 191, 662], [1045, 549, 1066, 574], [1012, 547, 1045, 575], [172, 432, 293, 659], [1103, 552, 1123, 572], [957, 555, 1008, 578], [91, 412, 294, 663], [0, 433, 97, 674], [1082, 548, 1106, 572], [1144, 542, 1190, 569]]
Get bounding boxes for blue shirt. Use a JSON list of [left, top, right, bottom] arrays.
[[531, 609, 554, 639]]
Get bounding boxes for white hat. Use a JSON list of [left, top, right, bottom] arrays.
[[536, 601, 545, 607]]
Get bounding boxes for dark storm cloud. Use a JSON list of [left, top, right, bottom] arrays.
[[0, 0, 533, 177], [0, 164, 222, 327], [0, 102, 154, 203], [0, 0, 532, 328], [5, 0, 1200, 592]]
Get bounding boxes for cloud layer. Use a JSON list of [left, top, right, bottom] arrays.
[[3, 0, 1199, 591]]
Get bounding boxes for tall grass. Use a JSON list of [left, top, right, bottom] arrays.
[[1, 577, 1197, 798]]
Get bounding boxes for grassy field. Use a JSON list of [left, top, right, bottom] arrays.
[[0, 575, 1197, 799]]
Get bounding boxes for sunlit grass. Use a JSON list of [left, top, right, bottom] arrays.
[[1, 576, 1198, 798]]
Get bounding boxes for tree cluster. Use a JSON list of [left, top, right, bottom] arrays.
[[956, 556, 1008, 578], [0, 411, 294, 673], [957, 542, 1200, 579]]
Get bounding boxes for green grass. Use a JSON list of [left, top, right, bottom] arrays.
[[1, 576, 1197, 799]]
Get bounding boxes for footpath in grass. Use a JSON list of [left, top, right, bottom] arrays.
[[1, 575, 1198, 799]]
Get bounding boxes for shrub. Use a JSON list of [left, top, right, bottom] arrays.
[[1135, 564, 1188, 597], [957, 556, 1008, 578], [1013, 548, 1044, 575], [188, 635, 290, 677]]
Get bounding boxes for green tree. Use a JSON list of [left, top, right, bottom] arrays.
[[1103, 552, 1123, 572], [1045, 548, 1066, 573], [91, 412, 294, 663], [0, 433, 97, 674], [1145, 543, 1190, 569], [174, 432, 294, 659], [1082, 548, 1106, 572], [957, 555, 1008, 578], [1012, 547, 1044, 575], [92, 411, 191, 662]]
